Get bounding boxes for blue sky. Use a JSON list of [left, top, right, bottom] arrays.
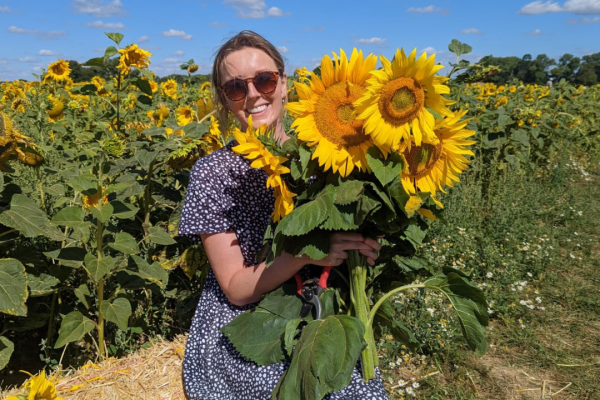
[[1, 0, 599, 81]]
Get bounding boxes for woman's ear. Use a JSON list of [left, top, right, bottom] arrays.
[[280, 72, 287, 101]]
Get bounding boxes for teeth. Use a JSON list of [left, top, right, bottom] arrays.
[[247, 104, 267, 114]]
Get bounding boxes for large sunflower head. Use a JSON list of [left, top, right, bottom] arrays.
[[355, 48, 454, 151], [286, 48, 378, 177], [118, 44, 152, 75], [400, 109, 475, 208], [46, 94, 65, 121], [176, 105, 195, 126], [46, 60, 71, 82]]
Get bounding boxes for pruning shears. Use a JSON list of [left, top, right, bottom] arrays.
[[295, 266, 332, 320]]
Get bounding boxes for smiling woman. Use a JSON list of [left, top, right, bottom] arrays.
[[178, 30, 388, 400]]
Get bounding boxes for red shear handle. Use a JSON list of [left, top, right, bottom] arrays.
[[317, 266, 332, 290], [295, 273, 304, 295]]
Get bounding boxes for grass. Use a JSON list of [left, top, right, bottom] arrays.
[[380, 150, 600, 399]]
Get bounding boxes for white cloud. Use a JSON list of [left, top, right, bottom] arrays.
[[527, 28, 543, 35], [8, 26, 67, 39], [38, 49, 59, 56], [163, 58, 181, 63], [19, 57, 37, 62], [71, 0, 126, 17], [354, 37, 387, 45], [0, 6, 11, 12], [267, 6, 290, 16], [519, 0, 600, 15], [83, 20, 125, 29], [407, 5, 449, 14], [460, 28, 483, 34], [162, 29, 193, 40], [138, 36, 149, 43], [173, 50, 185, 56], [420, 46, 437, 55], [224, 0, 289, 19], [276, 46, 289, 53], [209, 21, 229, 28], [566, 15, 600, 22]]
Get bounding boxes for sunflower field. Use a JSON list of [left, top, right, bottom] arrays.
[[0, 33, 599, 399]]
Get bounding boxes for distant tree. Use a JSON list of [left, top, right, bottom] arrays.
[[575, 62, 598, 85], [478, 55, 521, 83], [549, 54, 581, 82]]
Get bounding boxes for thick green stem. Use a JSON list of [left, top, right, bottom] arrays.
[[366, 283, 427, 330], [348, 250, 377, 382], [36, 168, 47, 213], [45, 291, 58, 356], [97, 278, 105, 360], [95, 175, 106, 360]]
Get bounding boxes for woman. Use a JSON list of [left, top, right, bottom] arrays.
[[179, 30, 388, 400]]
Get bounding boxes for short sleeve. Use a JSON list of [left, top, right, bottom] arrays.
[[178, 157, 232, 236]]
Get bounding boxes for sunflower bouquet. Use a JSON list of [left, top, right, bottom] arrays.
[[222, 48, 488, 400]]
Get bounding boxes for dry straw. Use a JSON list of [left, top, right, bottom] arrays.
[[1, 335, 188, 400]]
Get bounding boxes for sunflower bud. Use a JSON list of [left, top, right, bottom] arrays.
[[102, 138, 126, 158], [188, 64, 199, 74]]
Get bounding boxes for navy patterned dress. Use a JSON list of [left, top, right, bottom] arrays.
[[179, 141, 388, 400]]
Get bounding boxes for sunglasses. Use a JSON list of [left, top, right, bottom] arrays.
[[221, 71, 280, 101]]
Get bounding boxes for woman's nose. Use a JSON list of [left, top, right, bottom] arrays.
[[246, 81, 260, 100]]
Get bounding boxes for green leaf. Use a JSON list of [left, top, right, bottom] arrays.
[[334, 181, 364, 205], [84, 253, 116, 282], [147, 226, 176, 245], [321, 204, 358, 231], [90, 202, 114, 223], [83, 57, 104, 67], [0, 194, 65, 241], [105, 32, 124, 46], [43, 247, 86, 264], [135, 149, 157, 170], [110, 200, 139, 219], [103, 45, 119, 61], [51, 207, 89, 229], [222, 289, 303, 365], [448, 39, 472, 57], [286, 230, 330, 260], [108, 232, 140, 254], [45, 183, 65, 197], [511, 129, 530, 147], [137, 94, 152, 106], [391, 320, 420, 352], [278, 195, 330, 236], [403, 223, 427, 249], [284, 318, 302, 358], [132, 79, 152, 96], [0, 336, 14, 370], [74, 284, 92, 309], [68, 176, 97, 194], [54, 311, 95, 348], [100, 298, 132, 331], [124, 255, 168, 289], [27, 271, 60, 297], [0, 259, 28, 317], [366, 146, 404, 187], [272, 315, 365, 400]]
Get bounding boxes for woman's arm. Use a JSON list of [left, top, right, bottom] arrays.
[[201, 231, 381, 306]]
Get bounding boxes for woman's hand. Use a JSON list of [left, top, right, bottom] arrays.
[[307, 232, 382, 267]]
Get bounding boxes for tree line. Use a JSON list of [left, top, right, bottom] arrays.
[[466, 52, 600, 86]]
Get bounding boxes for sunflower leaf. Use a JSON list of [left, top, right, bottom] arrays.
[[105, 32, 124, 46], [272, 315, 365, 400], [54, 311, 95, 349], [103, 46, 119, 61], [334, 180, 364, 205], [0, 336, 14, 371], [0, 259, 28, 317], [278, 195, 330, 236], [366, 146, 404, 187]]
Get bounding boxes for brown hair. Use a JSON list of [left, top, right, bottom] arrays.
[[212, 30, 285, 132]]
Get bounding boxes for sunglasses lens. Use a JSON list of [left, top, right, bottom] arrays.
[[254, 72, 278, 94], [224, 80, 246, 101]]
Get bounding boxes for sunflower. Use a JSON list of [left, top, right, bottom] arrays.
[[355, 48, 453, 152], [232, 116, 296, 220], [196, 96, 214, 121], [286, 48, 378, 177], [11, 98, 28, 113], [147, 104, 170, 126], [400, 109, 475, 207], [83, 189, 109, 210], [118, 44, 152, 75], [21, 370, 65, 400], [161, 79, 178, 100], [176, 105, 195, 126], [46, 94, 65, 121], [46, 60, 71, 82]]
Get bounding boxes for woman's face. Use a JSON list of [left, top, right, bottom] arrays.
[[220, 47, 287, 136]]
